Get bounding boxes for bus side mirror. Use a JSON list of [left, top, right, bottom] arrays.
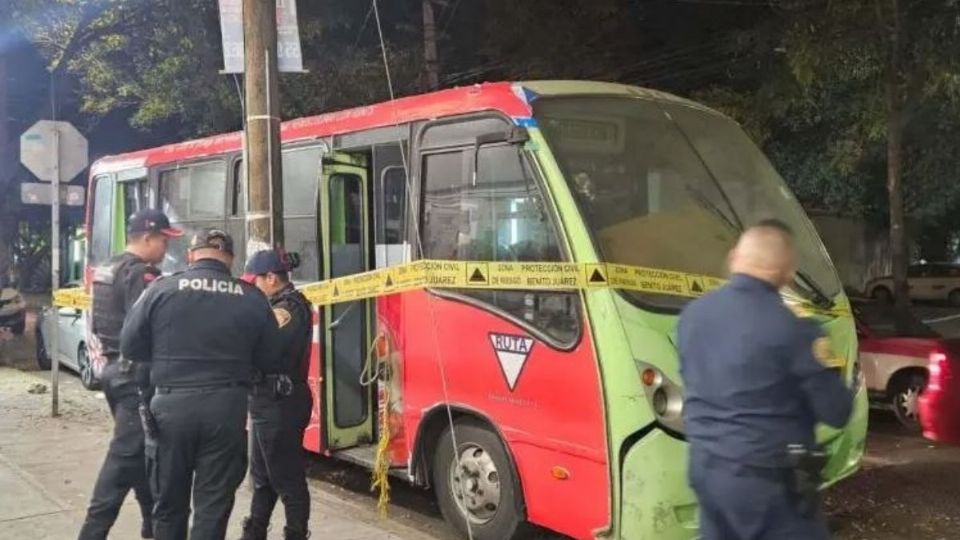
[[471, 127, 530, 186]]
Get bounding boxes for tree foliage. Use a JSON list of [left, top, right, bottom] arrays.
[[8, 0, 960, 275]]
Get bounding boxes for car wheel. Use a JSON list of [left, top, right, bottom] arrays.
[[78, 346, 100, 391], [949, 290, 960, 307], [891, 372, 927, 432], [35, 320, 51, 370], [872, 286, 893, 303], [432, 419, 527, 540]]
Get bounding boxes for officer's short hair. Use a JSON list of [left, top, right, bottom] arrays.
[[753, 218, 794, 238], [127, 231, 150, 243]]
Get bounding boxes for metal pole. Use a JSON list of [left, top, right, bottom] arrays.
[[50, 74, 60, 417]]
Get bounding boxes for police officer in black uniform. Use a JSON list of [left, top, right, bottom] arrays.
[[79, 209, 182, 540], [121, 229, 283, 540], [679, 220, 854, 540], [237, 250, 313, 540]]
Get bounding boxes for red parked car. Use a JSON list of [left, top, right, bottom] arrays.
[[853, 300, 945, 431], [919, 340, 960, 444]]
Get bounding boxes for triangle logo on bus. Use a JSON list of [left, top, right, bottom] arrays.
[[489, 333, 535, 391]]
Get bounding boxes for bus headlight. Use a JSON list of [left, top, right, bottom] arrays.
[[637, 361, 685, 434]]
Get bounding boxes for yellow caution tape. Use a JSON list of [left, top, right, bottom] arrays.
[[52, 259, 849, 318], [52, 288, 92, 311], [299, 260, 728, 306]]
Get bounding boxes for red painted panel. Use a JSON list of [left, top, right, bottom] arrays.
[[303, 308, 323, 453], [392, 290, 610, 539], [90, 83, 531, 175]]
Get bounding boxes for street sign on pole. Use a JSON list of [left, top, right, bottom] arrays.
[[20, 182, 86, 206], [218, 0, 304, 73], [20, 120, 89, 183], [20, 119, 88, 418]]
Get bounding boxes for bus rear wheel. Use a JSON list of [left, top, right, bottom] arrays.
[[432, 419, 526, 540]]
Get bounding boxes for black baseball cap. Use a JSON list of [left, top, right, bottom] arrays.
[[188, 228, 235, 255], [127, 209, 183, 237], [241, 249, 290, 283]]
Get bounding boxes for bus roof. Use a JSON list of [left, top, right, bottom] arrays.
[[89, 80, 716, 176]]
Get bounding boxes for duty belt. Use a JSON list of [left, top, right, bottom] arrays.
[[155, 381, 250, 394]]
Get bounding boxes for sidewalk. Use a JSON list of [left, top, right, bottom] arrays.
[[0, 367, 436, 540]]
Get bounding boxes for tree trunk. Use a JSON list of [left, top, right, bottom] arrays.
[[885, 0, 912, 330], [887, 101, 909, 312], [422, 0, 440, 91]]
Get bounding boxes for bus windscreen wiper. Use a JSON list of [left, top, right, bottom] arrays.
[[685, 185, 742, 234], [794, 270, 835, 309]]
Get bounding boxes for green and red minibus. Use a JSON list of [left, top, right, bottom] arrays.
[[81, 81, 867, 539]]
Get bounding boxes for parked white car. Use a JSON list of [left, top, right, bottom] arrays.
[[866, 263, 960, 305], [36, 302, 99, 390]]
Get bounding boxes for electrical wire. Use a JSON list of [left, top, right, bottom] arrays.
[[371, 2, 475, 538]]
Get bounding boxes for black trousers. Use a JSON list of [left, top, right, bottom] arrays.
[[78, 363, 153, 540], [689, 447, 830, 540], [147, 386, 248, 540], [248, 392, 311, 534]]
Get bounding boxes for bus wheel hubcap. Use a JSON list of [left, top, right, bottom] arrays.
[[449, 443, 500, 524]]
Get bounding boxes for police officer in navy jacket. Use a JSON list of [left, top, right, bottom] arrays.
[[121, 229, 283, 540], [679, 219, 853, 540], [238, 249, 313, 540]]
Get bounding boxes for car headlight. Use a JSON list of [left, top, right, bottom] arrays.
[[636, 360, 685, 434]]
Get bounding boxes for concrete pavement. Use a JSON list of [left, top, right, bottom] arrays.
[[0, 367, 437, 540]]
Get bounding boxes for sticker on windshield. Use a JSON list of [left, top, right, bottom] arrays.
[[489, 333, 535, 391]]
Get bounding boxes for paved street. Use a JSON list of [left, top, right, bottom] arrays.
[[0, 359, 444, 540]]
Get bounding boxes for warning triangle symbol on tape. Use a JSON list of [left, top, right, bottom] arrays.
[[690, 280, 704, 294], [589, 268, 607, 284], [384, 275, 394, 287], [332, 286, 340, 297], [469, 267, 487, 284]]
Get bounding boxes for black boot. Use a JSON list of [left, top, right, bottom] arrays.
[[283, 526, 310, 540], [238, 517, 269, 540], [140, 514, 154, 539]]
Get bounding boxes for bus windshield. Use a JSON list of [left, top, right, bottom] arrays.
[[534, 96, 841, 309]]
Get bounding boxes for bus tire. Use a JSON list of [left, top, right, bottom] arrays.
[[432, 419, 526, 540]]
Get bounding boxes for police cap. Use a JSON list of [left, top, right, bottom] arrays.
[[128, 208, 183, 237], [189, 228, 234, 255], [241, 249, 299, 283]]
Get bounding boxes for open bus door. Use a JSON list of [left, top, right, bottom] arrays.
[[319, 152, 375, 450]]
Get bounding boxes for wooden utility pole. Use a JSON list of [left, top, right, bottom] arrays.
[[422, 0, 440, 91], [243, 0, 284, 251]]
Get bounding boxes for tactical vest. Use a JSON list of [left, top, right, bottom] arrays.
[[276, 286, 313, 384], [91, 255, 137, 358]]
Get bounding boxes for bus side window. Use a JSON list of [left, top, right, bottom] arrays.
[[373, 142, 409, 269], [421, 140, 580, 346], [159, 161, 228, 272], [90, 175, 115, 265], [282, 147, 322, 282], [119, 178, 147, 225]]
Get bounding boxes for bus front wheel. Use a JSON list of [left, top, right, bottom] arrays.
[[432, 419, 526, 540]]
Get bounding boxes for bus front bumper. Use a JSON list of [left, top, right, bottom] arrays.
[[612, 383, 868, 539]]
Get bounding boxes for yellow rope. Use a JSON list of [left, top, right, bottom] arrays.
[[371, 376, 391, 516]]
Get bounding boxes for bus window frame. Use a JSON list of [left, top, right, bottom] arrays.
[[157, 158, 230, 223], [413, 112, 583, 351], [88, 174, 116, 266]]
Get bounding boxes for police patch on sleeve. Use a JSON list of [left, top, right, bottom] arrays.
[[812, 337, 833, 366], [273, 307, 292, 328]]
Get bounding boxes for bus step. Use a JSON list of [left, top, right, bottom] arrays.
[[332, 447, 410, 480]]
